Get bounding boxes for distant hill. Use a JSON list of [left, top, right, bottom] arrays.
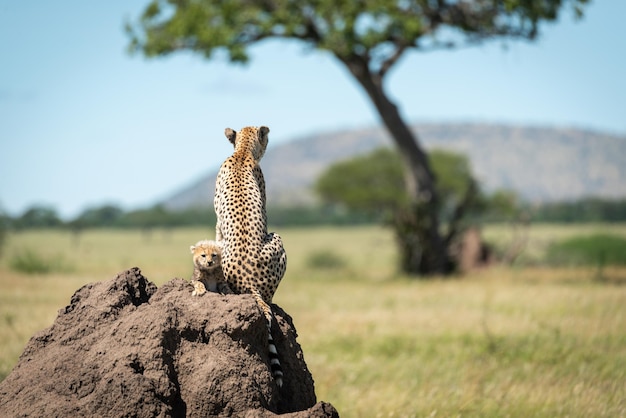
[[161, 123, 626, 210]]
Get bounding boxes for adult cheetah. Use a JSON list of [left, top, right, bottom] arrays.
[[214, 125, 287, 387]]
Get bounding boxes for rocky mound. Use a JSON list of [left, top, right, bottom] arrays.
[[0, 268, 338, 417]]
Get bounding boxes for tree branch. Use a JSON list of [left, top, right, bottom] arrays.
[[444, 179, 478, 247], [378, 43, 407, 78]]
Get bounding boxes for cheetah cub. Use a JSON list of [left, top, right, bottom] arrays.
[[189, 237, 282, 387], [189, 239, 233, 296]]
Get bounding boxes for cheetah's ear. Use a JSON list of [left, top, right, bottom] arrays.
[[225, 128, 237, 145], [190, 245, 196, 254], [258, 126, 269, 149]]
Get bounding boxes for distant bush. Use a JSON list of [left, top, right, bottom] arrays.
[[532, 197, 626, 223], [9, 249, 73, 275], [11, 206, 63, 230], [305, 250, 347, 270], [0, 222, 6, 259], [269, 206, 378, 227], [546, 234, 626, 266]]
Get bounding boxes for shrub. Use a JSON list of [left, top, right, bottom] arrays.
[[546, 234, 626, 266], [9, 249, 73, 275], [305, 250, 347, 270]]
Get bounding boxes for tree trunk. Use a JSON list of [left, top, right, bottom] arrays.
[[340, 56, 450, 275]]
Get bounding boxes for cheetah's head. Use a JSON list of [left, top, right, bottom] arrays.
[[225, 126, 269, 161], [190, 239, 223, 271]]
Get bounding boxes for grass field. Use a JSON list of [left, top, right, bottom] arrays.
[[1, 224, 625, 417]]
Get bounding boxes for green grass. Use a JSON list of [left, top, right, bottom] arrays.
[[546, 233, 626, 266], [305, 249, 349, 270], [8, 248, 74, 274], [482, 222, 626, 266], [1, 225, 626, 417]]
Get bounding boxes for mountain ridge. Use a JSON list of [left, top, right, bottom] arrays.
[[161, 123, 626, 210]]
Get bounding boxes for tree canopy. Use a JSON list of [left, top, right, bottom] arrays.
[[12, 206, 63, 230], [316, 147, 483, 217], [315, 147, 499, 220], [128, 0, 588, 72]]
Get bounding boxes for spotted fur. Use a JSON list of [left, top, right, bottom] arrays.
[[214, 125, 287, 387], [189, 239, 233, 296]]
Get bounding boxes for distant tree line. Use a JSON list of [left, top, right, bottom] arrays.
[[2, 192, 625, 232], [530, 197, 626, 223], [1, 203, 379, 231], [3, 205, 217, 231]]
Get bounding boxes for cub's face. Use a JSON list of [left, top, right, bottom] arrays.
[[190, 240, 223, 271], [225, 126, 269, 161]]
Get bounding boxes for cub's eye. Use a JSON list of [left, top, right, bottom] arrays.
[[211, 253, 218, 258], [201, 254, 207, 258]]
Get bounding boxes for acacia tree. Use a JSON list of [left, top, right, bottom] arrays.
[[316, 148, 492, 272], [127, 0, 588, 275]]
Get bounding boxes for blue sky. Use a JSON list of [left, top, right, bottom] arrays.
[[1, 1, 625, 219]]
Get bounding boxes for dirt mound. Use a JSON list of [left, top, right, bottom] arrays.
[[0, 268, 338, 417]]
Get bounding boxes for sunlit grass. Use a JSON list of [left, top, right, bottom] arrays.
[[1, 224, 625, 416], [546, 233, 626, 266], [285, 272, 626, 416], [483, 222, 626, 265]]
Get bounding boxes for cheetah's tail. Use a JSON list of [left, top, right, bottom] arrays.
[[267, 321, 284, 388]]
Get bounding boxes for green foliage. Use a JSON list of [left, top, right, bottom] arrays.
[[305, 249, 347, 270], [117, 205, 175, 228], [10, 196, 626, 234], [315, 147, 526, 274], [268, 206, 377, 227], [70, 204, 124, 229], [532, 197, 626, 223], [430, 149, 484, 219], [127, 0, 589, 67], [316, 147, 494, 221], [431, 149, 475, 202], [0, 210, 8, 259], [485, 189, 521, 219], [70, 205, 218, 229], [315, 148, 406, 214], [6, 204, 378, 230], [9, 249, 73, 275], [12, 206, 62, 230], [546, 234, 626, 266]]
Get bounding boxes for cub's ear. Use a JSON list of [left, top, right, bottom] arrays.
[[225, 128, 237, 145], [258, 126, 270, 138], [189, 245, 196, 254]]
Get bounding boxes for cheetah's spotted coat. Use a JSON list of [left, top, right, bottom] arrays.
[[214, 125, 287, 387]]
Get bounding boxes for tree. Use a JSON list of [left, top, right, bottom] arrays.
[[0, 207, 8, 259], [316, 147, 491, 272], [71, 204, 124, 228], [13, 206, 63, 230], [127, 0, 588, 275], [315, 148, 407, 214]]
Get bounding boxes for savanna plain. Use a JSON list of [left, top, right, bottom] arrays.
[[1, 224, 625, 417]]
